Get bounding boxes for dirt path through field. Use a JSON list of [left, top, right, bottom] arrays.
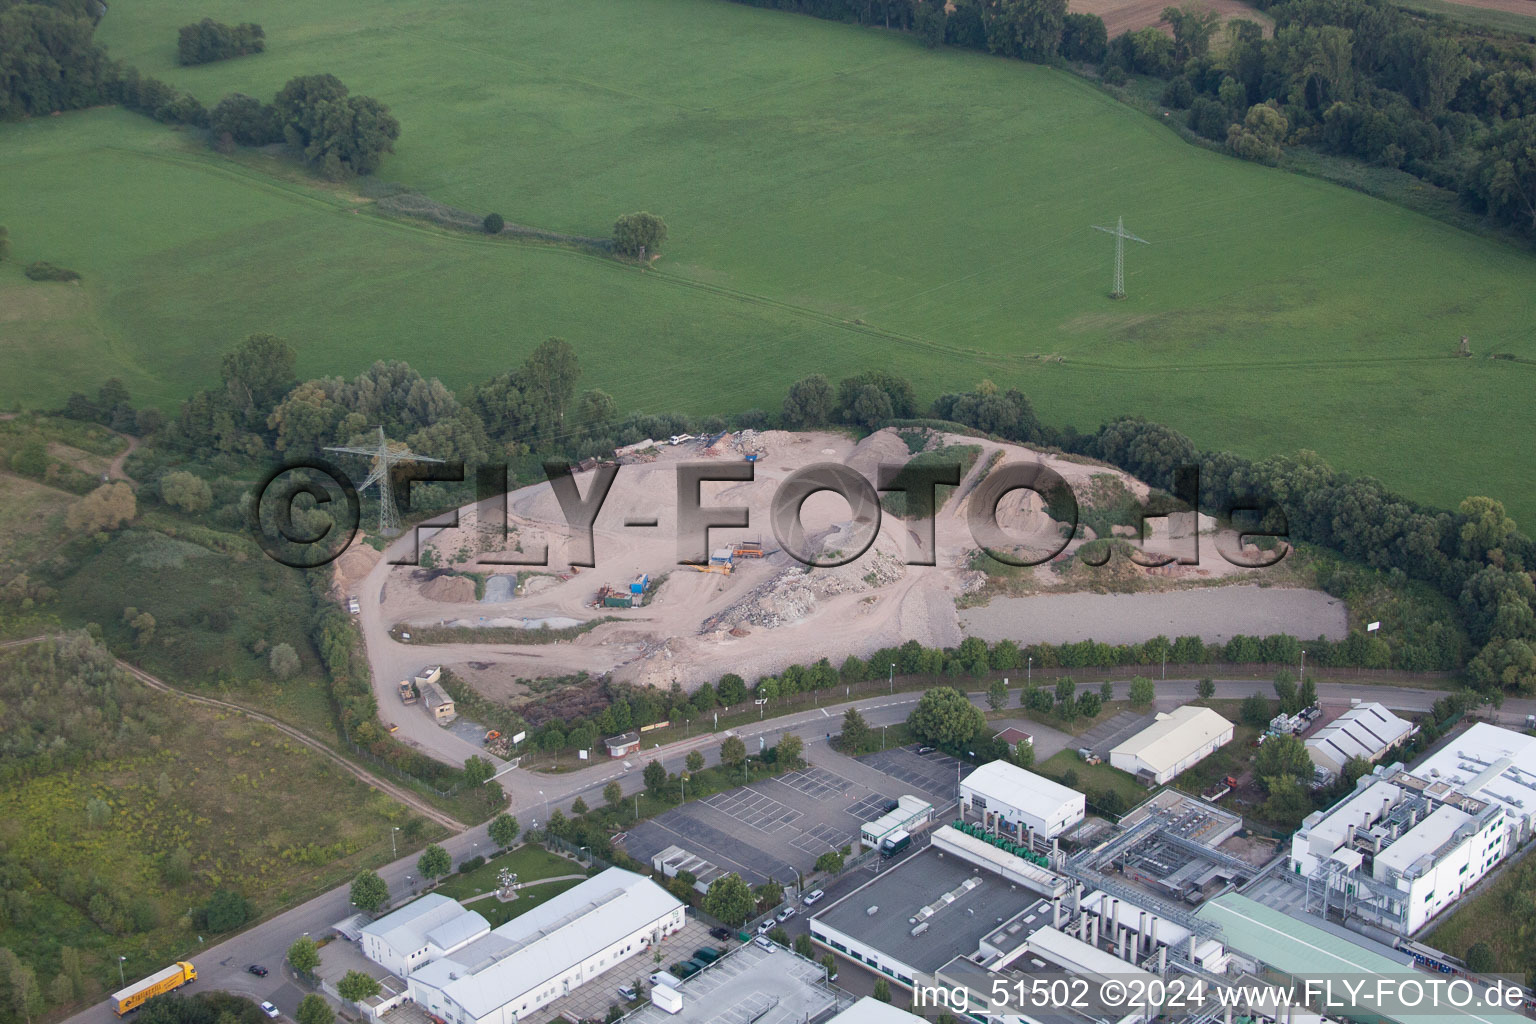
[[0, 634, 467, 831]]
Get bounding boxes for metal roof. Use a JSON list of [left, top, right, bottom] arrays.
[[960, 760, 1083, 819], [361, 894, 487, 960], [1110, 706, 1232, 776], [1199, 894, 1526, 1023], [411, 867, 682, 1018]]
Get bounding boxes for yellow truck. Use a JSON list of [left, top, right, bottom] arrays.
[[112, 962, 196, 1015]]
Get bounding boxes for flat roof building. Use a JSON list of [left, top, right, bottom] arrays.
[[826, 997, 925, 1022], [1200, 894, 1527, 1024], [1290, 767, 1507, 934], [408, 867, 684, 1024], [859, 795, 934, 848], [959, 760, 1084, 839], [618, 940, 845, 1024], [360, 894, 489, 978], [1307, 703, 1414, 776], [1109, 706, 1233, 785]]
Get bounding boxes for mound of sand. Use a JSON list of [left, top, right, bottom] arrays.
[[846, 427, 921, 481], [331, 542, 382, 593], [421, 574, 476, 602]]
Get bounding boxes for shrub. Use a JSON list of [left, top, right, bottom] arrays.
[[483, 212, 505, 234], [1161, 75, 1194, 109], [25, 261, 81, 282], [612, 212, 667, 258], [178, 20, 265, 66], [457, 855, 486, 875]]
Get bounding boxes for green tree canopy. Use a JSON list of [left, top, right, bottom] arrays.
[[417, 844, 451, 881], [907, 686, 985, 748], [349, 871, 389, 913], [702, 874, 753, 926]]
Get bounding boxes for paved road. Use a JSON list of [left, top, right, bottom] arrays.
[[58, 660, 1535, 1024]]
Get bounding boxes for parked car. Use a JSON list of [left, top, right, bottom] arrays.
[[259, 1003, 280, 1020], [753, 935, 777, 953], [618, 985, 638, 1002], [709, 926, 731, 942], [692, 947, 720, 964], [246, 965, 268, 977], [803, 889, 825, 906], [673, 961, 700, 979], [757, 920, 773, 935], [777, 906, 797, 922], [917, 746, 935, 755]]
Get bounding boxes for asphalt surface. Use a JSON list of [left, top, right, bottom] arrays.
[[60, 673, 1536, 1024]]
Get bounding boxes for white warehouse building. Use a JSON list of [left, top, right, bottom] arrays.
[[959, 760, 1084, 840], [406, 867, 684, 1024], [1306, 702, 1415, 776], [1110, 706, 1233, 786], [359, 894, 490, 978]]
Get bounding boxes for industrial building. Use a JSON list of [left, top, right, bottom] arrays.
[[1109, 706, 1233, 786], [1290, 723, 1536, 935], [618, 939, 847, 1024], [809, 825, 1073, 989], [859, 795, 934, 849], [1306, 703, 1415, 776], [959, 760, 1084, 840], [1406, 721, 1536, 839], [825, 999, 924, 1023], [1290, 768, 1507, 934], [1200, 893, 1529, 1024], [407, 867, 684, 1024], [359, 894, 489, 977]]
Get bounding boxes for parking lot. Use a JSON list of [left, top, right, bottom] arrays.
[[855, 745, 964, 803], [621, 750, 956, 887]]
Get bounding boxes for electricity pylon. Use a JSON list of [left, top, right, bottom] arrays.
[[326, 426, 443, 536], [1092, 216, 1151, 299]]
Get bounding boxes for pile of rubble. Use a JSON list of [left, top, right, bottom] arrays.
[[705, 547, 906, 630]]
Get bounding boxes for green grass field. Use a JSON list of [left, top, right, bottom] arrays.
[[2, 0, 1534, 518]]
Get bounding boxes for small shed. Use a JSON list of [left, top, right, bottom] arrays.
[[605, 732, 641, 758], [419, 682, 455, 724]]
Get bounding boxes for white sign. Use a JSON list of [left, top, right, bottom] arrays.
[[1366, 621, 1381, 632], [578, 749, 589, 760], [510, 731, 527, 745]]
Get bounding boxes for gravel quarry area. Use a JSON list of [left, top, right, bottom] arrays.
[[358, 427, 1341, 698], [959, 585, 1348, 646]]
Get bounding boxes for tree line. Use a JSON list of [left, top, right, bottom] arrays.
[[1, 1, 397, 179], [713, 0, 1536, 239], [74, 334, 1532, 700]]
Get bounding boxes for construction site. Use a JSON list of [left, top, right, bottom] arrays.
[[340, 427, 1348, 709]]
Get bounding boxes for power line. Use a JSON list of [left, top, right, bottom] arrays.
[[1091, 215, 1151, 300], [325, 425, 444, 536]]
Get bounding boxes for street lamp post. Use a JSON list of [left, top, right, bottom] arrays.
[[882, 725, 887, 750], [1027, 656, 1032, 687], [118, 956, 126, 988], [540, 789, 548, 821], [1300, 649, 1306, 680], [889, 663, 895, 694], [391, 826, 399, 860]]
